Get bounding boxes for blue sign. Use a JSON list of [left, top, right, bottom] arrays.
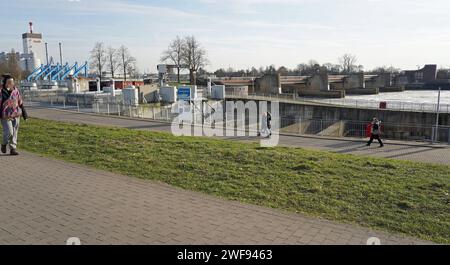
[[177, 87, 191, 101]]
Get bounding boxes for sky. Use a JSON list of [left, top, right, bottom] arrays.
[[2, 0, 450, 73]]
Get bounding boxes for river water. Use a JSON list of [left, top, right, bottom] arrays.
[[345, 90, 450, 104]]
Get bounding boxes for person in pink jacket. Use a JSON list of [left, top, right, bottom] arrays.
[[1, 75, 28, 155]]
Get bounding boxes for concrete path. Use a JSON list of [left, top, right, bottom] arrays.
[[27, 107, 450, 165], [0, 151, 431, 245]]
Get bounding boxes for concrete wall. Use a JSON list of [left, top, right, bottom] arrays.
[[365, 73, 392, 89], [345, 87, 379, 95], [403, 65, 437, 84], [343, 73, 365, 89], [329, 82, 344, 90], [307, 75, 329, 91], [281, 83, 305, 94], [138, 84, 158, 103], [278, 102, 449, 126], [379, 86, 405, 92], [225, 85, 249, 96], [225, 98, 449, 141], [254, 74, 281, 94], [306, 68, 329, 91], [233, 98, 441, 123], [280, 102, 449, 140], [298, 89, 344, 98]]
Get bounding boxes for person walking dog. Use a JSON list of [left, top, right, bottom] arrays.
[[366, 117, 384, 148], [1, 75, 28, 155]]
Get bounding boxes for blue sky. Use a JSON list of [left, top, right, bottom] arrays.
[[2, 0, 450, 73]]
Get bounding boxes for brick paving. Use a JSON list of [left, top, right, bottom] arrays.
[[0, 152, 432, 245]]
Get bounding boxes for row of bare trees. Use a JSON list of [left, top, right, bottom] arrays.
[[161, 36, 208, 85], [213, 58, 404, 78], [212, 55, 361, 78], [0, 49, 28, 80], [90, 42, 137, 82]]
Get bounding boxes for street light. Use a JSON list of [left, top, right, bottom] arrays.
[[434, 86, 442, 143], [45, 42, 49, 65]]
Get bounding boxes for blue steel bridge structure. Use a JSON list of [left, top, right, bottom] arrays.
[[27, 61, 88, 82]]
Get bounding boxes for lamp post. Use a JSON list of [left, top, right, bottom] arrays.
[[434, 86, 442, 143], [59, 42, 63, 65], [45, 42, 49, 65]]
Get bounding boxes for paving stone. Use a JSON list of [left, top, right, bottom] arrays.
[[0, 151, 432, 245]]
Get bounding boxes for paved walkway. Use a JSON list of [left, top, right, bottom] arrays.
[[0, 152, 431, 245], [28, 107, 450, 165]]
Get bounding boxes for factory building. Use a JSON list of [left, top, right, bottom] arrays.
[[21, 22, 45, 72], [0, 22, 45, 73]]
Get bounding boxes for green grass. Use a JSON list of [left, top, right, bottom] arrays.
[[18, 118, 450, 243]]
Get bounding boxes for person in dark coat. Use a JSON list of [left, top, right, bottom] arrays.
[[366, 117, 384, 147]]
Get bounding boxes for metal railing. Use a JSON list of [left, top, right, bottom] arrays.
[[224, 92, 450, 113], [22, 91, 450, 144], [22, 91, 175, 122], [280, 117, 450, 143], [304, 98, 450, 113]]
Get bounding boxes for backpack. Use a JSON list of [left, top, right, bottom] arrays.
[[372, 122, 380, 134], [372, 123, 379, 131]]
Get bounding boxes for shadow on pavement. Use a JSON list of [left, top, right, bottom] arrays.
[[384, 148, 436, 159]]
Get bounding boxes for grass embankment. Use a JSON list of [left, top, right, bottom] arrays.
[[19, 118, 450, 243]]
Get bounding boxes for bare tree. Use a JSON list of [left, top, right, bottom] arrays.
[[126, 61, 139, 79], [371, 65, 401, 74], [161, 36, 185, 84], [264, 64, 276, 74], [250, 67, 258, 77], [2, 50, 25, 80], [277, 66, 289, 76], [0, 60, 6, 76], [106, 47, 120, 79], [296, 61, 320, 76], [339, 53, 358, 74], [89, 42, 107, 82], [118, 45, 136, 81], [307, 59, 319, 69], [181, 36, 208, 85]]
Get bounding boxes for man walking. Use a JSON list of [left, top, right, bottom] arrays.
[[258, 112, 272, 138], [367, 117, 384, 147]]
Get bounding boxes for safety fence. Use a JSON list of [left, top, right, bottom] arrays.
[[225, 92, 450, 113], [22, 91, 450, 144]]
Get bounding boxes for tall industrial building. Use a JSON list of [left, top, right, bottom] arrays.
[[21, 22, 44, 72]]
